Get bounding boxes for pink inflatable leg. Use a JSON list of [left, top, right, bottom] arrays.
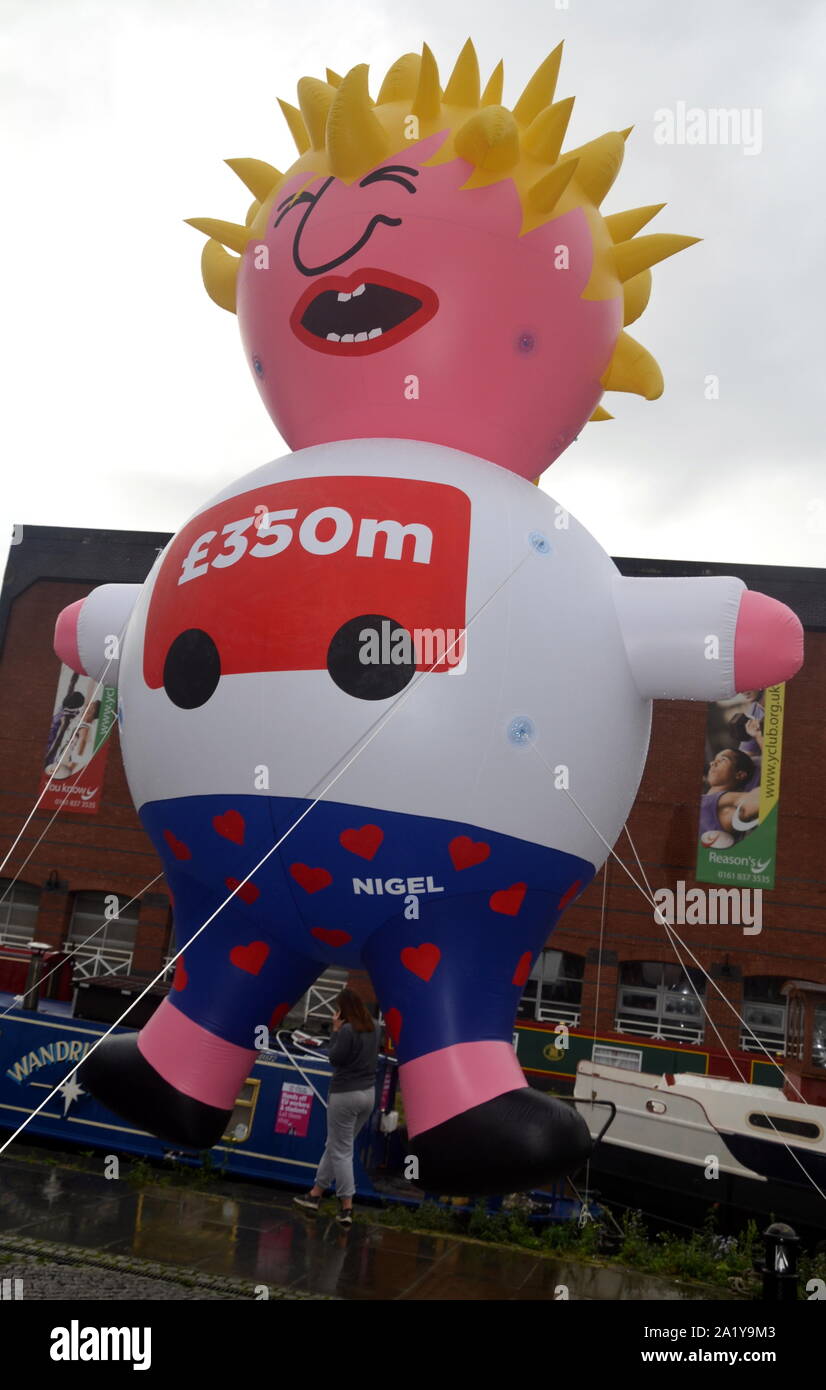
[[138, 999, 256, 1110], [400, 1039, 591, 1194], [400, 1040, 526, 1139]]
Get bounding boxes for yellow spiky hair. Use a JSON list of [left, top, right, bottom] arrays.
[[188, 39, 698, 411]]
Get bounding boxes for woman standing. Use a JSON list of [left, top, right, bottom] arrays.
[[294, 989, 379, 1226]]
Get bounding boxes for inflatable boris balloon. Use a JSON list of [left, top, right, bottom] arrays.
[[55, 41, 804, 1195]]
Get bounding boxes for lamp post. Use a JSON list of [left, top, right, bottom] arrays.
[[21, 941, 51, 1012], [759, 1222, 800, 1301]]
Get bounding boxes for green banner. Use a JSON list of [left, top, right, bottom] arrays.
[[41, 668, 119, 815], [92, 685, 118, 754], [696, 684, 785, 890]]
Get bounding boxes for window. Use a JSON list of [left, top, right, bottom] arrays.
[[68, 892, 140, 976], [0, 880, 41, 944], [617, 961, 706, 1043], [592, 1044, 643, 1072], [517, 950, 584, 1024], [748, 1113, 821, 1141], [742, 977, 787, 1054], [813, 1006, 826, 1071], [222, 1078, 261, 1143], [787, 994, 806, 1062]]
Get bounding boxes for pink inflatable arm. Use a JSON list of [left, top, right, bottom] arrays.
[[615, 575, 803, 700], [53, 584, 142, 687], [734, 589, 804, 690], [54, 599, 87, 675]]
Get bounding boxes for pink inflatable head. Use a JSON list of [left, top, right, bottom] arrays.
[[190, 43, 698, 479], [235, 134, 620, 479]]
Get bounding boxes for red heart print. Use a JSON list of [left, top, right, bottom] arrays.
[[512, 951, 532, 988], [400, 943, 441, 982], [163, 829, 191, 861], [213, 810, 246, 845], [269, 1002, 290, 1029], [489, 883, 527, 916], [226, 877, 260, 905], [449, 836, 491, 871], [229, 940, 270, 975], [339, 825, 384, 861], [384, 1008, 402, 1044], [290, 863, 333, 894], [172, 957, 188, 991], [558, 879, 583, 911], [311, 928, 352, 948]]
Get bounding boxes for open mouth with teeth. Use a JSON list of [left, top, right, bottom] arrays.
[[290, 268, 439, 355]]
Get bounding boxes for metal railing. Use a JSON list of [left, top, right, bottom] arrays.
[[615, 1013, 704, 1045], [740, 1030, 786, 1056], [70, 945, 134, 979], [301, 978, 345, 1024], [535, 1003, 581, 1027], [0, 928, 38, 948]]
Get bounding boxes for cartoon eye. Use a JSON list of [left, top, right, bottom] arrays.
[[327, 614, 415, 700], [273, 192, 315, 227], [163, 629, 221, 709], [359, 165, 419, 195]]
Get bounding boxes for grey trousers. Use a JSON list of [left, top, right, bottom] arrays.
[[314, 1087, 375, 1199]]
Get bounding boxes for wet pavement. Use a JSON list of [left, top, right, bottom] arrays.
[[0, 1252, 246, 1300], [0, 1153, 730, 1300]]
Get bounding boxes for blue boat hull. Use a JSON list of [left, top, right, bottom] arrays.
[[0, 1001, 399, 1198]]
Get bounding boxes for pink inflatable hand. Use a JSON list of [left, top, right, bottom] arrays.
[[734, 590, 804, 689], [53, 599, 88, 675]]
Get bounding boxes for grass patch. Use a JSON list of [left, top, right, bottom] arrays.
[[361, 1201, 826, 1298], [125, 1150, 227, 1190]]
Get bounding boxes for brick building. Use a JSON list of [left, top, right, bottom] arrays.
[[1, 525, 824, 1070], [0, 527, 172, 987]]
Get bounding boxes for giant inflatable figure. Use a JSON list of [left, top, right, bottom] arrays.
[[55, 41, 803, 1194]]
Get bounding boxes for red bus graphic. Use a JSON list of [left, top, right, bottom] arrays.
[[143, 474, 471, 689]]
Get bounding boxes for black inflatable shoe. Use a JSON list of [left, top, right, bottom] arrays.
[[78, 1033, 231, 1149], [408, 1088, 592, 1196]]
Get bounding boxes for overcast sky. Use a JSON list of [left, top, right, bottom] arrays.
[[1, 0, 824, 576]]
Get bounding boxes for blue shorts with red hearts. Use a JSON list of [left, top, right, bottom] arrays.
[[140, 794, 594, 1065]]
